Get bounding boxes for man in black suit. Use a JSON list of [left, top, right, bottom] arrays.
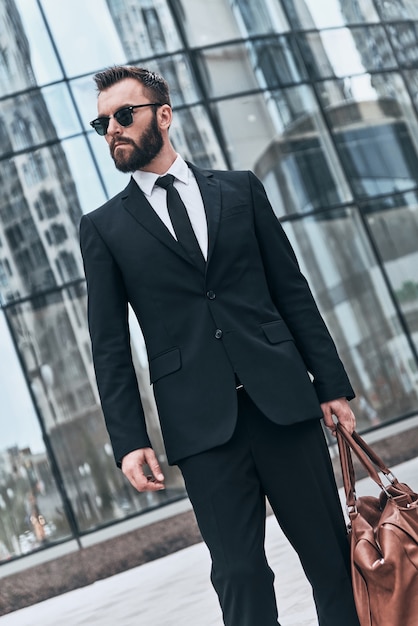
[[80, 65, 360, 626]]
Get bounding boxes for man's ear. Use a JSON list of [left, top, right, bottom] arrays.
[[158, 104, 173, 130]]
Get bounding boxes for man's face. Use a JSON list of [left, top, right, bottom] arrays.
[[97, 78, 163, 172]]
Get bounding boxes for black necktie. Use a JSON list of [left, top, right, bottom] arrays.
[[155, 174, 205, 271]]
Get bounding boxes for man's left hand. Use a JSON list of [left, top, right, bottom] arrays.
[[321, 397, 356, 436]]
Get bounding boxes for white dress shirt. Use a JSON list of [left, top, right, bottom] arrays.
[[132, 155, 208, 260]]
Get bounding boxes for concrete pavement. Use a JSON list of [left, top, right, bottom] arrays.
[[1, 456, 417, 626]]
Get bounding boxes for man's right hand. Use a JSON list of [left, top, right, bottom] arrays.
[[121, 447, 165, 492]]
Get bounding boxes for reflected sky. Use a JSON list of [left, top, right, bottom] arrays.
[[14, 0, 63, 85], [0, 311, 45, 454], [40, 0, 126, 77], [61, 135, 108, 212]]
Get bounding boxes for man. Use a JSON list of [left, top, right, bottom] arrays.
[[80, 65, 360, 626]]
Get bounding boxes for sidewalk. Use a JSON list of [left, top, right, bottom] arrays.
[[1, 456, 417, 626]]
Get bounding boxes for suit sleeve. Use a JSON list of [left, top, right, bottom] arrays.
[[248, 171, 355, 403], [79, 214, 151, 466]]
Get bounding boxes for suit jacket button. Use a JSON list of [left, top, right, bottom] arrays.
[[206, 290, 216, 300], [215, 329, 223, 339]]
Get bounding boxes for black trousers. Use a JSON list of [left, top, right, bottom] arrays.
[[178, 389, 360, 626]]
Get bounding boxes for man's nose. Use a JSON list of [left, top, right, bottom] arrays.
[[106, 117, 122, 136]]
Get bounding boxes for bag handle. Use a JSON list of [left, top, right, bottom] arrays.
[[336, 424, 399, 495], [336, 426, 357, 511]]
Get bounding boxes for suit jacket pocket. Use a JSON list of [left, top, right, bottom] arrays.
[[221, 204, 248, 220], [261, 320, 294, 344], [149, 347, 181, 383]]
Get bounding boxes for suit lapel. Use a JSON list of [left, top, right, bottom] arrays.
[[122, 166, 222, 270], [188, 164, 221, 266], [122, 178, 194, 268]]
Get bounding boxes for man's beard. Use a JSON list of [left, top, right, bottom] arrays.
[[110, 113, 163, 172]]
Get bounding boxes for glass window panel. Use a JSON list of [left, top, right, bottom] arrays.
[[213, 93, 278, 171], [319, 74, 418, 198], [283, 209, 418, 428], [387, 22, 418, 68], [41, 84, 83, 140], [363, 191, 418, 355], [180, 0, 241, 47], [87, 132, 130, 200], [216, 86, 351, 214], [5, 286, 185, 533], [281, 0, 379, 29], [0, 310, 72, 559], [0, 145, 87, 303], [252, 36, 308, 87], [59, 137, 107, 216], [104, 0, 182, 58], [195, 44, 261, 99], [404, 70, 418, 111], [10, 0, 63, 89], [39, 0, 126, 77], [374, 0, 418, 21], [231, 0, 289, 35], [196, 38, 306, 100], [170, 105, 227, 170], [70, 76, 99, 135], [0, 90, 65, 158], [143, 55, 201, 107], [298, 26, 396, 80]]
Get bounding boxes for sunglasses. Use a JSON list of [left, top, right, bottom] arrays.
[[90, 103, 162, 136]]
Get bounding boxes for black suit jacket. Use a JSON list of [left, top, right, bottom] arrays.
[[80, 165, 354, 465]]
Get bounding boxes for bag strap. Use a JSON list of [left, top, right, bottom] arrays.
[[336, 427, 357, 510], [336, 424, 399, 492]]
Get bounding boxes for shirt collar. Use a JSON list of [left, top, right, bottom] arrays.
[[132, 154, 189, 197]]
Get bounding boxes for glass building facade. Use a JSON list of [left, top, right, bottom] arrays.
[[0, 0, 418, 562]]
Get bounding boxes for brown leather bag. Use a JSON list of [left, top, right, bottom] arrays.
[[336, 424, 418, 626]]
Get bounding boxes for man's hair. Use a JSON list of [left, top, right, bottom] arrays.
[[93, 65, 171, 106]]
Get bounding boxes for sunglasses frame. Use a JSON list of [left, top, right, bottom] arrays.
[[90, 103, 162, 136]]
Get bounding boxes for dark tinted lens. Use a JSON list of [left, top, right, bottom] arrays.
[[114, 107, 134, 127], [91, 118, 109, 136]]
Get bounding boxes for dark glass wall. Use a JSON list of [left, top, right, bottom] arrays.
[[0, 0, 417, 562]]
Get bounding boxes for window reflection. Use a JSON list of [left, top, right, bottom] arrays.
[[232, 0, 289, 35], [70, 76, 99, 135], [404, 70, 418, 111], [335, 121, 418, 198], [39, 0, 126, 76], [388, 22, 418, 68], [5, 0, 62, 92], [253, 36, 307, 87], [281, 0, 379, 29], [60, 137, 107, 214], [298, 26, 396, 79], [364, 191, 418, 355], [0, 310, 71, 561], [41, 84, 83, 140], [213, 93, 277, 170], [106, 0, 182, 56], [283, 210, 418, 428], [0, 143, 85, 303], [180, 0, 241, 47], [196, 44, 260, 99], [253, 86, 351, 214], [145, 55, 201, 107], [5, 286, 185, 534], [319, 74, 418, 198], [374, 0, 418, 21], [0, 90, 63, 158], [171, 106, 227, 169]]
